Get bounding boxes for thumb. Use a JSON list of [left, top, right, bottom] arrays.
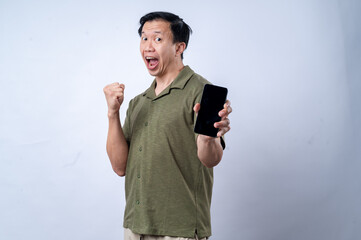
[[193, 103, 201, 114]]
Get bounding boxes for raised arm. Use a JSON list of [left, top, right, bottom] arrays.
[[103, 83, 129, 176]]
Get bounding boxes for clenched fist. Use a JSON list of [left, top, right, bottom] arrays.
[[103, 83, 125, 115]]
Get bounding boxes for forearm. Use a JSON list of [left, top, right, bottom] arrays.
[[197, 135, 223, 168], [106, 111, 128, 176]]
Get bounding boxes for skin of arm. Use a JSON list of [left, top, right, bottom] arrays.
[[196, 135, 224, 168], [194, 100, 232, 168], [104, 83, 129, 176]]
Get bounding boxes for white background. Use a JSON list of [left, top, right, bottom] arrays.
[[1, 0, 360, 239]]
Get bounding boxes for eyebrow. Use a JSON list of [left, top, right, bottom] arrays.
[[141, 31, 163, 34]]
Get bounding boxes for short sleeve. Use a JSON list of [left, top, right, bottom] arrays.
[[193, 88, 204, 143], [122, 99, 133, 144]]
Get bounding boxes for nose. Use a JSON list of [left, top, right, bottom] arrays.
[[144, 40, 154, 52]]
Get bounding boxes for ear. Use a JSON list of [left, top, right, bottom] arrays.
[[175, 42, 186, 57]]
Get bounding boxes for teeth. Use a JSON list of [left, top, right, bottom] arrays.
[[146, 57, 155, 60]]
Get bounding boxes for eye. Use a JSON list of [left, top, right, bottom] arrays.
[[142, 37, 147, 41], [155, 37, 161, 42]]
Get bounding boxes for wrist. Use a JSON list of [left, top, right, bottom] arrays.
[[108, 110, 120, 119], [198, 134, 217, 144]]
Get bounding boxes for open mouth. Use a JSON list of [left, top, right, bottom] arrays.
[[145, 57, 159, 70]]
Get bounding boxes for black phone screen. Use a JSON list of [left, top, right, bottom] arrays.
[[194, 84, 228, 137]]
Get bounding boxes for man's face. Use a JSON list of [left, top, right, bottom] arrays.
[[140, 20, 178, 77]]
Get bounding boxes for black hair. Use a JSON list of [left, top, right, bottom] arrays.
[[138, 11, 192, 59]]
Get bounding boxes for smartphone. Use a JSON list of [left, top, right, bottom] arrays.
[[194, 84, 228, 137]]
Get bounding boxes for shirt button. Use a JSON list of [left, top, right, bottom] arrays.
[[139, 146, 142, 152], [137, 174, 141, 179], [145, 122, 148, 126], [136, 200, 140, 205]]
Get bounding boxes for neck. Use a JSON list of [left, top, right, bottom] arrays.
[[155, 62, 184, 95]]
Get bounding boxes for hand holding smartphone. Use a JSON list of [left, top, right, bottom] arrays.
[[194, 84, 228, 137]]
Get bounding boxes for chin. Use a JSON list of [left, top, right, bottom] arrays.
[[148, 71, 158, 77], [147, 68, 160, 76]]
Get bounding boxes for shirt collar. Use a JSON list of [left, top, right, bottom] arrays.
[[142, 65, 194, 100]]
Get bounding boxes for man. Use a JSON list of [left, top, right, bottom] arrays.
[[103, 12, 232, 240]]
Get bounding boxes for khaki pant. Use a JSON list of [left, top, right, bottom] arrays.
[[124, 228, 208, 240]]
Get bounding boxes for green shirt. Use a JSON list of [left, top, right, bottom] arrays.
[[122, 66, 214, 238]]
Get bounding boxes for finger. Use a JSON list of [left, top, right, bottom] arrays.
[[106, 88, 124, 99], [111, 91, 124, 99], [224, 100, 232, 112], [109, 82, 120, 87], [219, 108, 230, 118], [227, 105, 232, 114], [219, 109, 226, 118], [109, 83, 125, 90], [219, 101, 232, 117], [111, 84, 125, 90], [193, 103, 200, 114], [104, 83, 124, 93], [214, 118, 230, 129], [217, 126, 231, 137], [111, 88, 124, 93]]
